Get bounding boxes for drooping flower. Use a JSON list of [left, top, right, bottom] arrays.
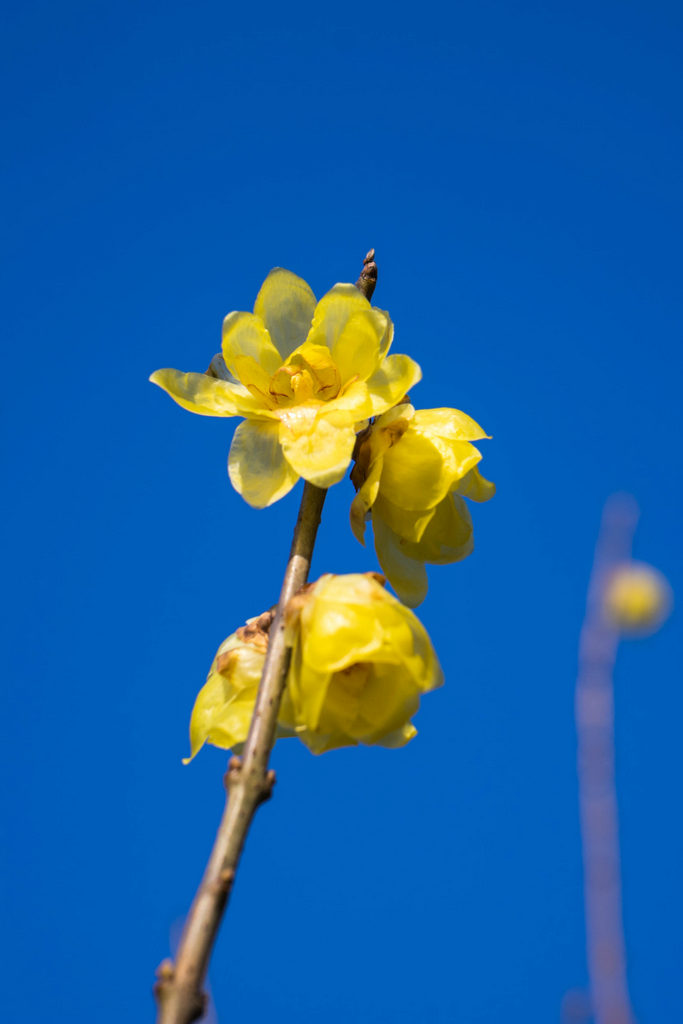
[[184, 614, 296, 762], [350, 402, 495, 607], [604, 562, 672, 634], [185, 574, 442, 761], [284, 573, 443, 754], [151, 269, 421, 507]]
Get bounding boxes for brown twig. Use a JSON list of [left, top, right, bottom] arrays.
[[575, 494, 639, 1024], [154, 250, 376, 1023], [355, 248, 377, 300], [155, 481, 325, 1024]]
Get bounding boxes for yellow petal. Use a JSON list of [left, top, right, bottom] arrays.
[[439, 441, 485, 483], [366, 354, 422, 415], [379, 723, 417, 748], [306, 283, 371, 350], [150, 368, 254, 417], [228, 419, 299, 508], [372, 401, 416, 433], [184, 631, 298, 762], [222, 311, 283, 378], [253, 268, 316, 360], [380, 430, 482, 511], [349, 409, 409, 544], [398, 494, 474, 565], [297, 587, 392, 674], [185, 636, 265, 761], [292, 628, 408, 748], [286, 648, 332, 732], [373, 494, 437, 543], [327, 380, 373, 424], [455, 465, 496, 502], [189, 688, 254, 758], [279, 409, 357, 488], [294, 574, 428, 674], [350, 456, 384, 544], [186, 672, 226, 761], [350, 659, 421, 741], [373, 515, 429, 608], [294, 724, 353, 755], [412, 407, 490, 442], [378, 429, 459, 510], [375, 308, 394, 360], [330, 308, 391, 383], [232, 354, 278, 408]]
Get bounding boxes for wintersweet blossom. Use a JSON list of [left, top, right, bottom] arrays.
[[284, 573, 443, 754], [185, 574, 442, 760], [184, 620, 296, 762], [350, 402, 495, 607], [151, 269, 421, 507]]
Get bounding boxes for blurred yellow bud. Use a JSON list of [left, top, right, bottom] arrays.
[[604, 562, 672, 634], [284, 572, 443, 753]]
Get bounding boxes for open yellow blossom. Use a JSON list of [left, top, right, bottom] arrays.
[[150, 269, 421, 507], [604, 562, 672, 635], [350, 402, 495, 607], [284, 573, 443, 754], [184, 620, 296, 762]]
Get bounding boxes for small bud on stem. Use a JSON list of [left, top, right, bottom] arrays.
[[355, 248, 377, 300]]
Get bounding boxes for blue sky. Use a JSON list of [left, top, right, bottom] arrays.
[[3, 2, 682, 1021]]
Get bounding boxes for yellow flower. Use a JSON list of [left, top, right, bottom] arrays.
[[604, 562, 672, 634], [350, 402, 495, 607], [151, 269, 421, 507], [184, 617, 296, 762], [284, 573, 443, 754]]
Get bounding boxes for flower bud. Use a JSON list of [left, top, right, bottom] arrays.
[[184, 615, 295, 762], [604, 562, 672, 635], [284, 573, 443, 753], [350, 403, 494, 606]]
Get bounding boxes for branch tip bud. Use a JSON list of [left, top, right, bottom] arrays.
[[355, 248, 378, 300]]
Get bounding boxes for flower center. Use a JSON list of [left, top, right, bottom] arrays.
[[268, 352, 341, 407]]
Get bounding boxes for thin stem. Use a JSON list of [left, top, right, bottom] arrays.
[[575, 494, 639, 1024], [155, 481, 326, 1024]]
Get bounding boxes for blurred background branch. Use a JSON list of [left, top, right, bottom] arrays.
[[574, 494, 639, 1024]]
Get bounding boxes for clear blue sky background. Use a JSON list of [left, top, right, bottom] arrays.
[[3, 2, 681, 1021]]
